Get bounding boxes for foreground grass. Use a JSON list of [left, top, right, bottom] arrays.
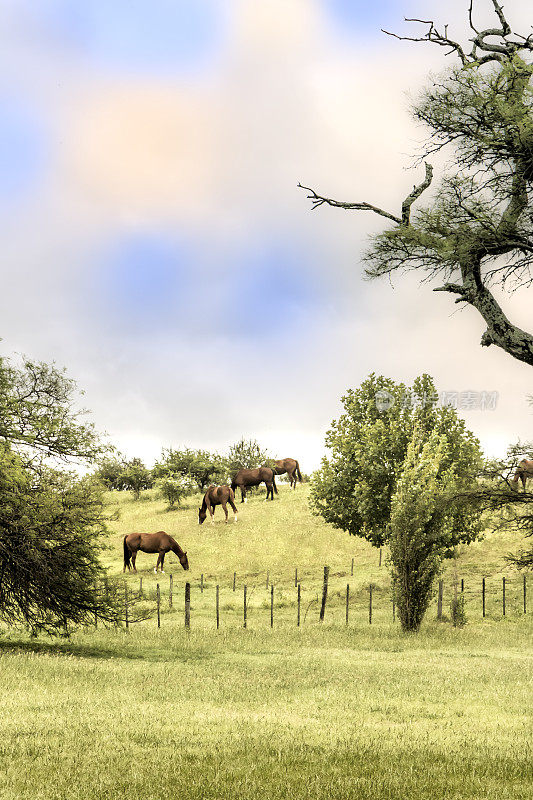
[[0, 622, 531, 800]]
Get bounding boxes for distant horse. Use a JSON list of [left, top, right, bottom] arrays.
[[123, 532, 189, 574], [231, 467, 278, 503], [511, 459, 533, 492], [273, 458, 303, 489], [199, 485, 238, 524]]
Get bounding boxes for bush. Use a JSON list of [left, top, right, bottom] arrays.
[[157, 475, 197, 509], [451, 593, 467, 628]]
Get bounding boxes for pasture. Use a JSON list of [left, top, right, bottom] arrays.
[[0, 485, 531, 800]]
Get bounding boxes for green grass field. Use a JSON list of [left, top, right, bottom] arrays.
[[0, 485, 531, 799]]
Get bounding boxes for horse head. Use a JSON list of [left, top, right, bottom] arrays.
[[198, 506, 207, 525], [179, 550, 190, 570]]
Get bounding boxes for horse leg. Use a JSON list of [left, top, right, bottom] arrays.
[[522, 473, 527, 492], [131, 550, 137, 572], [155, 552, 161, 573], [229, 497, 238, 522], [241, 486, 246, 504], [160, 551, 165, 573], [208, 502, 215, 524], [265, 482, 272, 501], [222, 502, 229, 523]]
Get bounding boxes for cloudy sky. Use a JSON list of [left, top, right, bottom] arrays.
[[0, 0, 531, 471]]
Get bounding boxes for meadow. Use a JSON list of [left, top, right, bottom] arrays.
[[0, 484, 531, 800]]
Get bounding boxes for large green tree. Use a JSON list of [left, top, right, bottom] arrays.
[[310, 374, 482, 550], [301, 0, 533, 365], [0, 354, 126, 634]]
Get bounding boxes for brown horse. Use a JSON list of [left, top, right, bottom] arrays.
[[199, 485, 238, 524], [512, 459, 533, 492], [123, 532, 189, 573], [231, 467, 278, 503], [273, 458, 303, 489]]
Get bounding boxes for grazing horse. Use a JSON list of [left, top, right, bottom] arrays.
[[199, 485, 238, 524], [273, 458, 303, 489], [512, 459, 533, 492], [123, 532, 189, 574], [231, 467, 278, 503]]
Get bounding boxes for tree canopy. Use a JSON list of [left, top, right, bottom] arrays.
[[310, 374, 482, 551], [301, 0, 533, 365], [0, 353, 125, 634]]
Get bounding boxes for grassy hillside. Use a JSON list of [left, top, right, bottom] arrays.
[[0, 484, 530, 800], [103, 483, 529, 628]]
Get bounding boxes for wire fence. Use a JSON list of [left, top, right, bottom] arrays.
[[119, 565, 529, 631]]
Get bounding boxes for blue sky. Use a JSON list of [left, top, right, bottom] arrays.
[[1, 0, 531, 468]]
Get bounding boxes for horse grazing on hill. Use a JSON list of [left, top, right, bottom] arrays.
[[199, 485, 238, 524], [511, 459, 533, 492], [231, 467, 278, 503], [273, 458, 303, 489], [123, 532, 189, 574]]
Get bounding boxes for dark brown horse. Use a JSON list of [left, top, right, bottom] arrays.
[[199, 485, 238, 524], [231, 467, 278, 503], [273, 457, 303, 489], [123, 532, 189, 573], [512, 459, 533, 492]]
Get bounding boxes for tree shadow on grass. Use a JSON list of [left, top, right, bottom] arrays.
[[0, 635, 210, 663]]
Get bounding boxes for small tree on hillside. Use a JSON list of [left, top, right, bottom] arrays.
[[156, 475, 197, 509], [121, 458, 153, 500], [94, 455, 129, 490], [153, 448, 226, 492], [226, 438, 271, 474]]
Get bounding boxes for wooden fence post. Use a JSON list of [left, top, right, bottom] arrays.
[[297, 583, 301, 627], [461, 578, 464, 594], [369, 584, 373, 625], [482, 577, 486, 617], [216, 584, 220, 630], [379, 548, 382, 567], [169, 574, 173, 608], [233, 572, 236, 592], [319, 566, 329, 622], [156, 583, 161, 628], [243, 585, 247, 629], [524, 575, 527, 615], [502, 577, 506, 617], [270, 584, 274, 628], [185, 582, 191, 629], [139, 576, 143, 597], [437, 580, 444, 620], [345, 584, 349, 626], [125, 584, 129, 630], [351, 558, 354, 576]]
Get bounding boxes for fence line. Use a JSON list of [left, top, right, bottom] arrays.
[[122, 567, 529, 631]]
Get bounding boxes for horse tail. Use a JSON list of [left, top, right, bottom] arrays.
[[295, 461, 303, 482], [123, 536, 131, 570], [272, 470, 278, 494]]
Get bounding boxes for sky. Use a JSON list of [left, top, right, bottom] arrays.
[[0, 0, 532, 471]]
